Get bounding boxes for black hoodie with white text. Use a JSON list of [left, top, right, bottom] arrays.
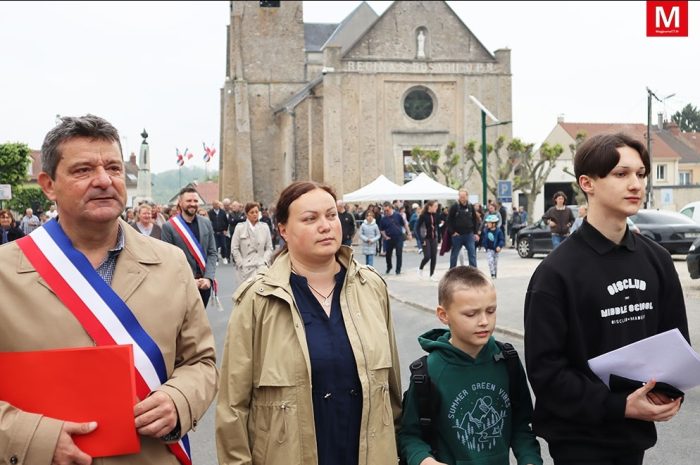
[[524, 219, 689, 461]]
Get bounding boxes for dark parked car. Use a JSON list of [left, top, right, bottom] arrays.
[[688, 237, 700, 279], [629, 209, 700, 255], [516, 207, 638, 258]]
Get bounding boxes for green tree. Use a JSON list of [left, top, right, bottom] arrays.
[[465, 136, 564, 217], [409, 136, 565, 217], [464, 136, 527, 201], [563, 131, 587, 205], [672, 103, 700, 132], [0, 142, 32, 187], [408, 142, 472, 189], [6, 185, 51, 213], [510, 141, 565, 218]]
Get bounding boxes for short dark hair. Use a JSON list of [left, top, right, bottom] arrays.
[[438, 266, 492, 309], [574, 133, 650, 186], [178, 186, 198, 196], [552, 191, 567, 202], [244, 202, 260, 214], [41, 114, 122, 179]]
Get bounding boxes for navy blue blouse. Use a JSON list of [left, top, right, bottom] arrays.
[[290, 266, 362, 465]]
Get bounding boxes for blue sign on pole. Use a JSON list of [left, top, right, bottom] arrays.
[[497, 180, 512, 203]]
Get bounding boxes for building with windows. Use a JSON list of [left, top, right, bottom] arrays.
[[219, 0, 512, 205], [534, 115, 700, 217]]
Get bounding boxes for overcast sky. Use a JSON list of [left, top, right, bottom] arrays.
[[1, 1, 697, 174]]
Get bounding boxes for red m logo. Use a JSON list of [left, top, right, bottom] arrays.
[[646, 1, 688, 37]]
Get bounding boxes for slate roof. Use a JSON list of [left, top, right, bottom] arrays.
[[559, 122, 679, 160], [304, 23, 338, 52], [656, 130, 700, 164]]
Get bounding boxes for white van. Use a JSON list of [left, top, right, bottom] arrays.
[[680, 201, 700, 224]]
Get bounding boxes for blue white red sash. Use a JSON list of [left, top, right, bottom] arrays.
[[16, 219, 192, 465], [168, 216, 206, 273], [168, 215, 220, 307]]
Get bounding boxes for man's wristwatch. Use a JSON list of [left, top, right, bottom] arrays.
[[160, 421, 181, 442]]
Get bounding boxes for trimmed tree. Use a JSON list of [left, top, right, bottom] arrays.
[[409, 141, 473, 189], [409, 136, 566, 218]]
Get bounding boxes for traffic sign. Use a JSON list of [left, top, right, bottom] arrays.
[[497, 180, 512, 202]]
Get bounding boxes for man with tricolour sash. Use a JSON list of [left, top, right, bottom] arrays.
[[0, 114, 218, 465], [161, 186, 218, 308]]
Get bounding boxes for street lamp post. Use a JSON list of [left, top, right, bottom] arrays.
[[645, 87, 675, 209], [470, 96, 511, 204]]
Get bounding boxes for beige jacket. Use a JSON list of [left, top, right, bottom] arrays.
[[0, 220, 218, 465], [215, 246, 402, 465], [230, 221, 273, 282]]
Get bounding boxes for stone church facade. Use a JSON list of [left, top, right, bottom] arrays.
[[220, 0, 512, 206]]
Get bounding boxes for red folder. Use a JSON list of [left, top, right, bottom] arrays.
[[0, 345, 140, 457]]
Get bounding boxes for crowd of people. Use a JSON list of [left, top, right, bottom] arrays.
[[327, 195, 531, 280], [0, 114, 689, 465]]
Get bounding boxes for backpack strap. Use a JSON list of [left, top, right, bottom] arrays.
[[409, 355, 434, 445], [494, 340, 521, 411]]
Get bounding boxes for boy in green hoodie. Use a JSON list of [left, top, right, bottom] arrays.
[[398, 266, 542, 465]]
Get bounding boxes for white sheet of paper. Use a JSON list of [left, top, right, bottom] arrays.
[[588, 328, 700, 391]]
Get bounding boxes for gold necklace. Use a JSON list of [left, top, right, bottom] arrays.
[[291, 263, 335, 309]]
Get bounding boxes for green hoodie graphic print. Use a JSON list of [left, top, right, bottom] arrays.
[[398, 328, 542, 465]]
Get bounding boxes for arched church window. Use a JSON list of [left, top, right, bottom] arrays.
[[403, 87, 434, 121]]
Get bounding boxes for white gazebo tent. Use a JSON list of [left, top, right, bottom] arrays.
[[394, 173, 459, 201], [342, 175, 402, 202]]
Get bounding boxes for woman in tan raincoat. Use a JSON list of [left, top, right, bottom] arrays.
[[216, 181, 402, 465]]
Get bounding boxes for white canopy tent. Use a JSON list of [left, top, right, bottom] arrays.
[[342, 175, 403, 202], [394, 173, 459, 200]]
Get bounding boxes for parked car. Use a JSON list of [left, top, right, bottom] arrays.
[[629, 209, 700, 255], [688, 237, 700, 279], [680, 200, 700, 224], [515, 206, 579, 258], [516, 210, 638, 259]]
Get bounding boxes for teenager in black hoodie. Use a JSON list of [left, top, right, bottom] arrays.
[[523, 133, 689, 465]]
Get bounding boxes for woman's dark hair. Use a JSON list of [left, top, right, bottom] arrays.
[[244, 202, 260, 214], [574, 133, 650, 182], [271, 181, 337, 262], [421, 200, 437, 215], [0, 209, 16, 227], [552, 191, 567, 202]]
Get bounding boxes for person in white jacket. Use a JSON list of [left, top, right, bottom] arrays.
[[230, 202, 273, 282], [359, 210, 381, 266]]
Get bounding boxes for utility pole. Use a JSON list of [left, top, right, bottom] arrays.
[[645, 87, 675, 209], [646, 87, 653, 209]]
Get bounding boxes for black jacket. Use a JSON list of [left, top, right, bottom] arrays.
[[227, 211, 246, 235], [524, 220, 689, 461], [447, 201, 479, 235], [339, 211, 356, 242], [208, 208, 229, 233], [0, 226, 24, 245], [417, 212, 438, 241]]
